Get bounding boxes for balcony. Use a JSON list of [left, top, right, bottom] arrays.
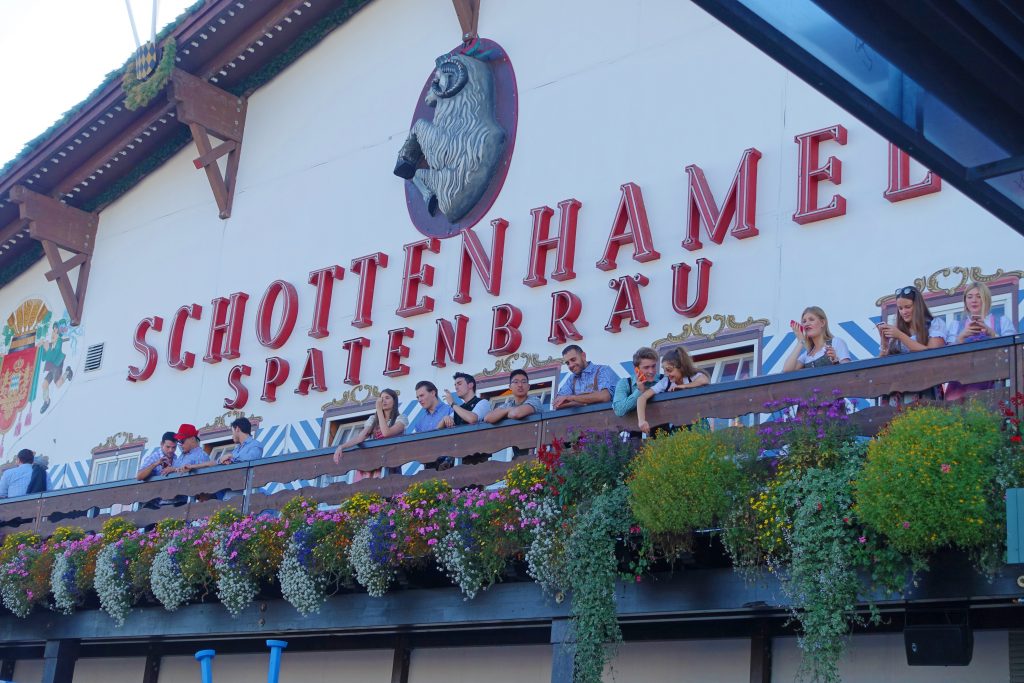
[[0, 335, 1021, 683]]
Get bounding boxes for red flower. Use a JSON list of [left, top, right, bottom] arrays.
[[1011, 435, 1022, 444]]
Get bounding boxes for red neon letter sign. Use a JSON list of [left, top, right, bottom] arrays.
[[295, 348, 327, 395], [523, 199, 581, 287], [596, 183, 660, 271], [256, 280, 299, 349], [671, 259, 713, 318], [884, 143, 941, 202], [792, 126, 847, 225], [204, 292, 248, 364], [261, 357, 290, 402], [433, 315, 469, 368], [488, 304, 523, 356], [167, 304, 202, 371], [384, 327, 414, 377], [683, 148, 761, 251], [341, 337, 370, 386], [454, 219, 508, 304], [307, 265, 345, 338], [548, 291, 583, 345], [350, 252, 388, 329], [605, 274, 651, 333], [224, 364, 252, 409], [397, 239, 440, 318], [127, 316, 163, 382]]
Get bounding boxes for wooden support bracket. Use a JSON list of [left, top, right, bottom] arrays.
[[452, 0, 480, 41], [168, 69, 248, 219], [9, 186, 98, 326]]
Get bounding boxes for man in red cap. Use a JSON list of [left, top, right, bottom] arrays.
[[170, 423, 212, 472]]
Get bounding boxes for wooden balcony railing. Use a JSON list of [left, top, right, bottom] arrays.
[[2, 334, 1021, 536]]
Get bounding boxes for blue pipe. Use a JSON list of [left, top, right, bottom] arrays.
[[266, 640, 288, 683], [195, 649, 216, 683]]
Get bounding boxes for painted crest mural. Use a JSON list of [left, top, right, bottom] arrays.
[[0, 298, 81, 458]]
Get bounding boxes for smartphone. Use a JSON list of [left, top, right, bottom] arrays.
[[970, 315, 982, 323], [790, 320, 804, 333]]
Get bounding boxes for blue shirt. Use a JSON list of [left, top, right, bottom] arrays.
[[138, 447, 175, 477], [176, 446, 210, 468], [0, 463, 34, 498], [556, 362, 617, 398], [409, 402, 453, 434], [230, 437, 263, 462]]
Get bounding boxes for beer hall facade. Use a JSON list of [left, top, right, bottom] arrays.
[[0, 1, 1021, 682]]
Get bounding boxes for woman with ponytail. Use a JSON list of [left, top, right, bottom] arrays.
[[636, 347, 709, 434]]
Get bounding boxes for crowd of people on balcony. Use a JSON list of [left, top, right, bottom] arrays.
[[0, 282, 1017, 496]]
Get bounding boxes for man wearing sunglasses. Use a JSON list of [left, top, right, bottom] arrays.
[[173, 423, 215, 473]]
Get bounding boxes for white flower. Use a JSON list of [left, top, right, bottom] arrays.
[[150, 545, 195, 611], [348, 522, 393, 598], [279, 538, 327, 616], [50, 550, 78, 615], [94, 543, 133, 627]]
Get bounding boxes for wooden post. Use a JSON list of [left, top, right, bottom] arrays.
[[550, 618, 575, 683], [142, 649, 161, 683], [41, 639, 79, 683], [390, 636, 411, 683], [749, 625, 772, 683]]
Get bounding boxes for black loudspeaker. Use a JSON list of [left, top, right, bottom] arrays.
[[904, 624, 974, 666]]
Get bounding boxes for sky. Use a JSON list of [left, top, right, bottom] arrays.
[[0, 0, 195, 166]]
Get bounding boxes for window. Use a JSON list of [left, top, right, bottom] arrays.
[[202, 437, 233, 461], [325, 413, 372, 447], [692, 343, 757, 384], [92, 452, 141, 484]]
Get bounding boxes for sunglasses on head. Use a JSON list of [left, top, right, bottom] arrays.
[[895, 286, 918, 299]]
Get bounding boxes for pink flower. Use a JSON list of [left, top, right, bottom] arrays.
[[902, 521, 911, 529], [427, 538, 437, 546], [858, 536, 867, 544], [940, 463, 951, 473]]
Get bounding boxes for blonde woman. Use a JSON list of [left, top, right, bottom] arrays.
[[945, 282, 1015, 345], [636, 347, 709, 435], [782, 306, 851, 372], [944, 282, 1015, 401]]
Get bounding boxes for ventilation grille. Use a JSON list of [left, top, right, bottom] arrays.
[[83, 343, 104, 372]]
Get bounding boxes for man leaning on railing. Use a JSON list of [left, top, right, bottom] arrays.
[[551, 344, 617, 410]]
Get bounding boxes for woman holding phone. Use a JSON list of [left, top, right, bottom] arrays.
[[782, 306, 851, 372], [877, 285, 945, 403], [943, 282, 1015, 401], [877, 285, 945, 356], [945, 282, 1015, 345]]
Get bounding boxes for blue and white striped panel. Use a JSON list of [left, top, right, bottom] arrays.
[[52, 459, 90, 489], [255, 424, 289, 458], [288, 418, 323, 454]]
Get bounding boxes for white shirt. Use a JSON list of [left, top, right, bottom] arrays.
[[798, 336, 851, 365]]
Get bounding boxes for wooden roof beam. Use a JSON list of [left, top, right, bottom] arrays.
[[9, 186, 98, 326], [168, 69, 248, 220]]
